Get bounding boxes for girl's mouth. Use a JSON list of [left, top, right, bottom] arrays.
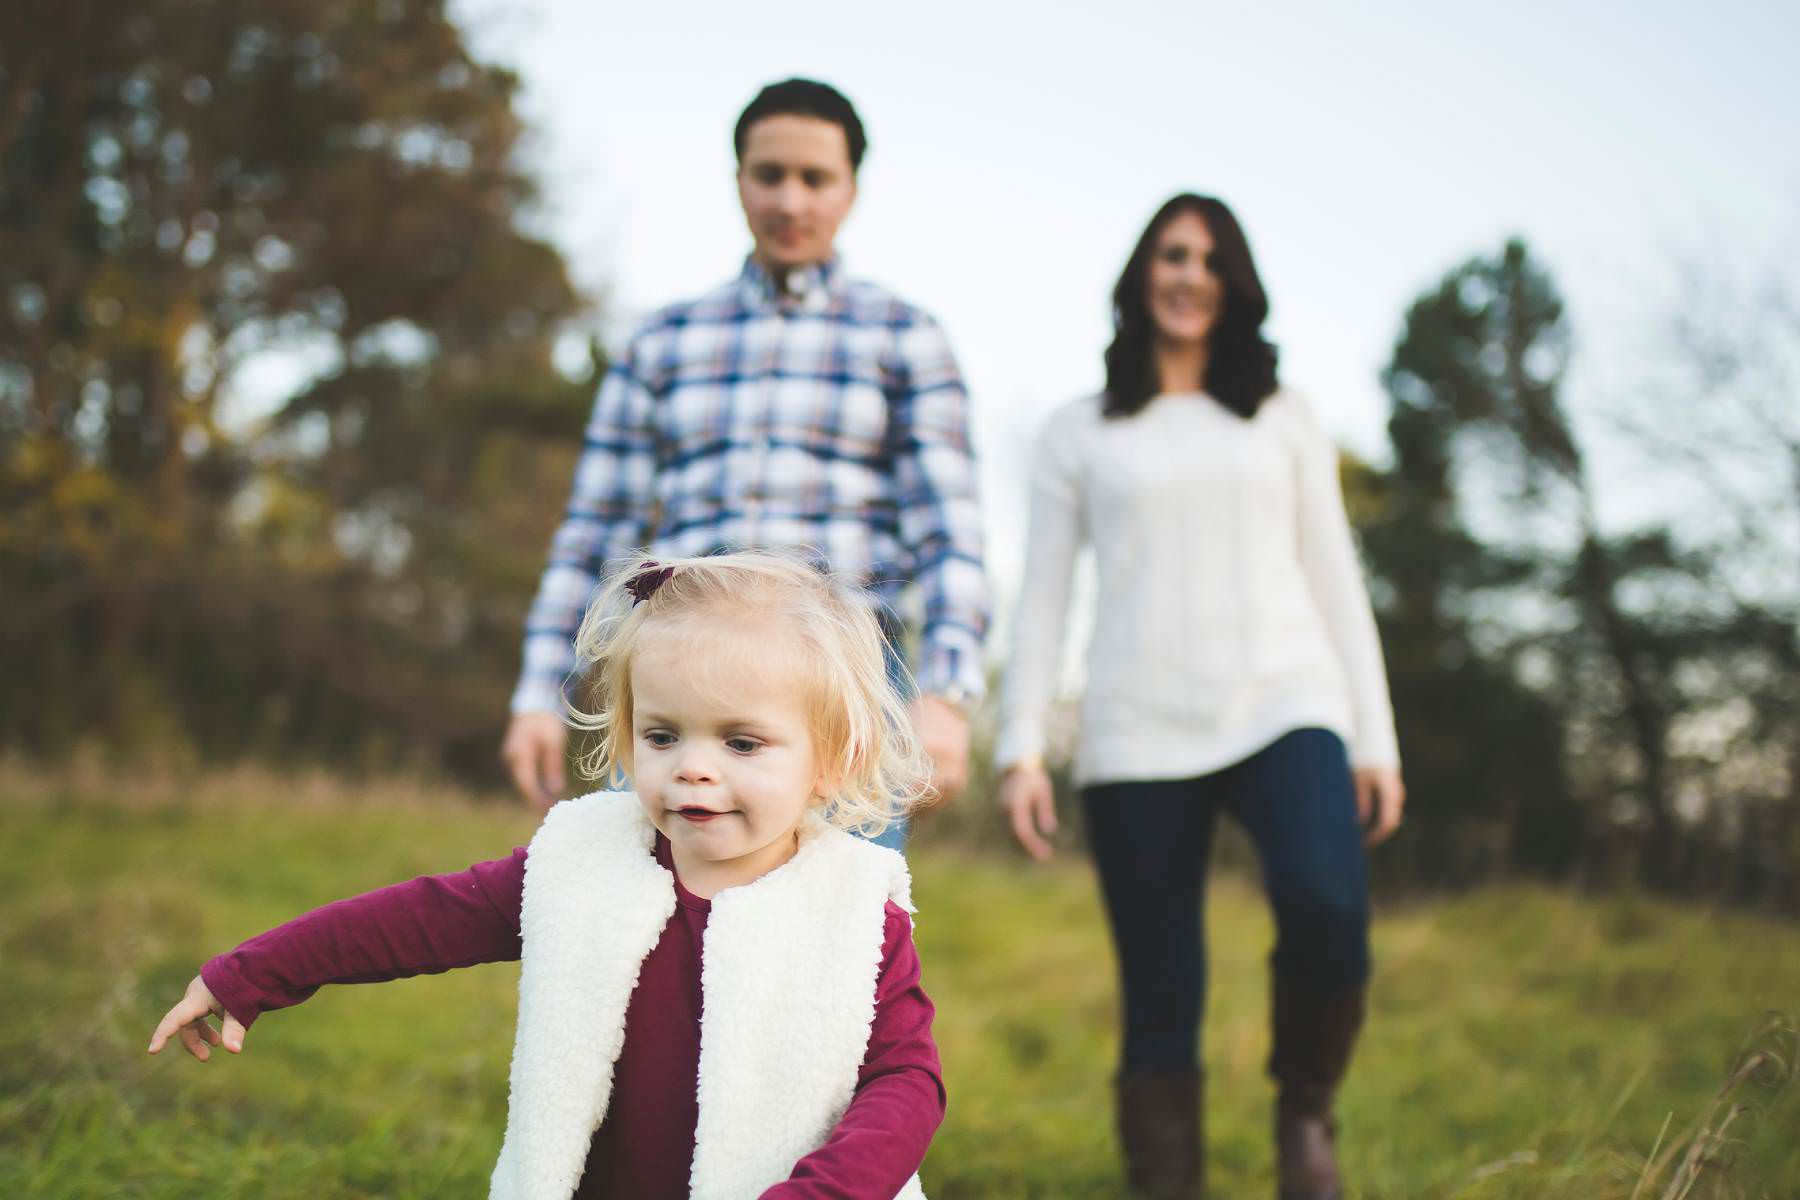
[[677, 806, 725, 823]]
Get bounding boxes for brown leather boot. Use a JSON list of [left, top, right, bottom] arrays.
[[1269, 981, 1365, 1200], [1276, 1086, 1342, 1200], [1115, 1068, 1204, 1199]]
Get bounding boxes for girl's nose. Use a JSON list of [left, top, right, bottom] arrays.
[[673, 751, 718, 785]]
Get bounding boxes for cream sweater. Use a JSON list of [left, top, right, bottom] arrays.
[[995, 390, 1399, 786]]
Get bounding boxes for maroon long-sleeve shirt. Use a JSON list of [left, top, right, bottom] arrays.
[[201, 835, 944, 1198]]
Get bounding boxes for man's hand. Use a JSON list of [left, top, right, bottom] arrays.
[[910, 694, 970, 805], [999, 761, 1058, 861], [502, 711, 568, 810], [1354, 766, 1406, 846], [147, 975, 246, 1062]]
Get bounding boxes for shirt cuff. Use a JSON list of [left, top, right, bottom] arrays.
[[913, 631, 986, 703], [200, 955, 265, 1030], [509, 675, 568, 717]]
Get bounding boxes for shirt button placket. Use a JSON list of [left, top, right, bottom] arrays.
[[747, 308, 783, 542]]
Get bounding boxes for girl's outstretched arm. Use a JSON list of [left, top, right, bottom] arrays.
[[147, 975, 246, 1060], [150, 847, 528, 1047]]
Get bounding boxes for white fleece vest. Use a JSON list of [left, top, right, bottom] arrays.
[[488, 791, 927, 1200]]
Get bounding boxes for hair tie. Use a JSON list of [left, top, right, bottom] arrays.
[[625, 563, 675, 605]]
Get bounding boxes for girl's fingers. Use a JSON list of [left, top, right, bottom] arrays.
[[178, 1021, 211, 1062], [149, 977, 236, 1060], [148, 998, 204, 1054]]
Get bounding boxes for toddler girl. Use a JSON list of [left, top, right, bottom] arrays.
[[148, 552, 942, 1199]]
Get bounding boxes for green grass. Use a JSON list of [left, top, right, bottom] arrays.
[[2, 762, 1795, 1198]]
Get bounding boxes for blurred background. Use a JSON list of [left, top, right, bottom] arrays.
[[3, 2, 1798, 1196]]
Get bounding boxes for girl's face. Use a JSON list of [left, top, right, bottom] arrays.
[[1146, 210, 1224, 350], [628, 617, 827, 899]]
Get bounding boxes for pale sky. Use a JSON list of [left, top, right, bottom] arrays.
[[460, 0, 1800, 600]]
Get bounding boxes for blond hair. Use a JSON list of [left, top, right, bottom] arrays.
[[566, 551, 932, 835]]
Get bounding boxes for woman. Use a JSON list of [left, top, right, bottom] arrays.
[[996, 194, 1404, 1200]]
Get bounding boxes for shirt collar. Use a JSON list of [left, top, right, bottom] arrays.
[[737, 255, 843, 314]]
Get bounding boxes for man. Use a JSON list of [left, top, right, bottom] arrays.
[[503, 78, 989, 837]]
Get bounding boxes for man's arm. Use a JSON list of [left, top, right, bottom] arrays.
[[506, 342, 660, 805], [888, 313, 990, 801]]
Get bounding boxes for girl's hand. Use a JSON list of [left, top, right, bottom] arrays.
[[1354, 766, 1406, 846], [147, 975, 247, 1061], [1000, 761, 1059, 861]]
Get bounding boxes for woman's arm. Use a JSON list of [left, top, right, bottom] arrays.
[[195, 847, 528, 1031], [1286, 393, 1401, 770], [995, 406, 1088, 858], [994, 404, 1088, 772], [761, 905, 945, 1199]]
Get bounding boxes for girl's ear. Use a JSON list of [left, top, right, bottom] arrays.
[[813, 752, 847, 803]]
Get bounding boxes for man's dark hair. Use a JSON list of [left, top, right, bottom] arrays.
[[733, 78, 867, 172]]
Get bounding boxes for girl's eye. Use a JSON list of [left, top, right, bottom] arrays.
[[643, 731, 676, 748], [725, 737, 762, 754]]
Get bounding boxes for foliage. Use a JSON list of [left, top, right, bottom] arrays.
[[1360, 240, 1798, 901], [0, 0, 595, 777]]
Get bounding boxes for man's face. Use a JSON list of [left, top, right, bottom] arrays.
[[736, 114, 857, 276]]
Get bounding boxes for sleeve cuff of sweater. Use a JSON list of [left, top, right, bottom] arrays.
[[200, 955, 265, 1030], [993, 726, 1044, 772], [1351, 728, 1401, 770]]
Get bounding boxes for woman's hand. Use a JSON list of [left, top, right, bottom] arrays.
[[1000, 761, 1059, 861], [147, 974, 246, 1061], [1354, 766, 1405, 846]]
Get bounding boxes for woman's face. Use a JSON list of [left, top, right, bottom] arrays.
[[1146, 210, 1224, 347]]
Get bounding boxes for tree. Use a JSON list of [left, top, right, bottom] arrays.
[[1, 0, 595, 773], [1367, 239, 1773, 894], [1360, 245, 1577, 886], [1604, 259, 1800, 904]]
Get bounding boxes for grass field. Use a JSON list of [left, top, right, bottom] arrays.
[[2, 761, 1795, 1198]]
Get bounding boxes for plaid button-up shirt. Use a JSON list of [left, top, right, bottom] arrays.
[[512, 257, 990, 715]]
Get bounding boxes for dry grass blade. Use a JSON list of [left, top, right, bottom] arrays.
[[1636, 1014, 1798, 1200]]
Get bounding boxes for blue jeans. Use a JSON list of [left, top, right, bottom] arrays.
[[863, 625, 914, 851], [1081, 728, 1370, 1072]]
